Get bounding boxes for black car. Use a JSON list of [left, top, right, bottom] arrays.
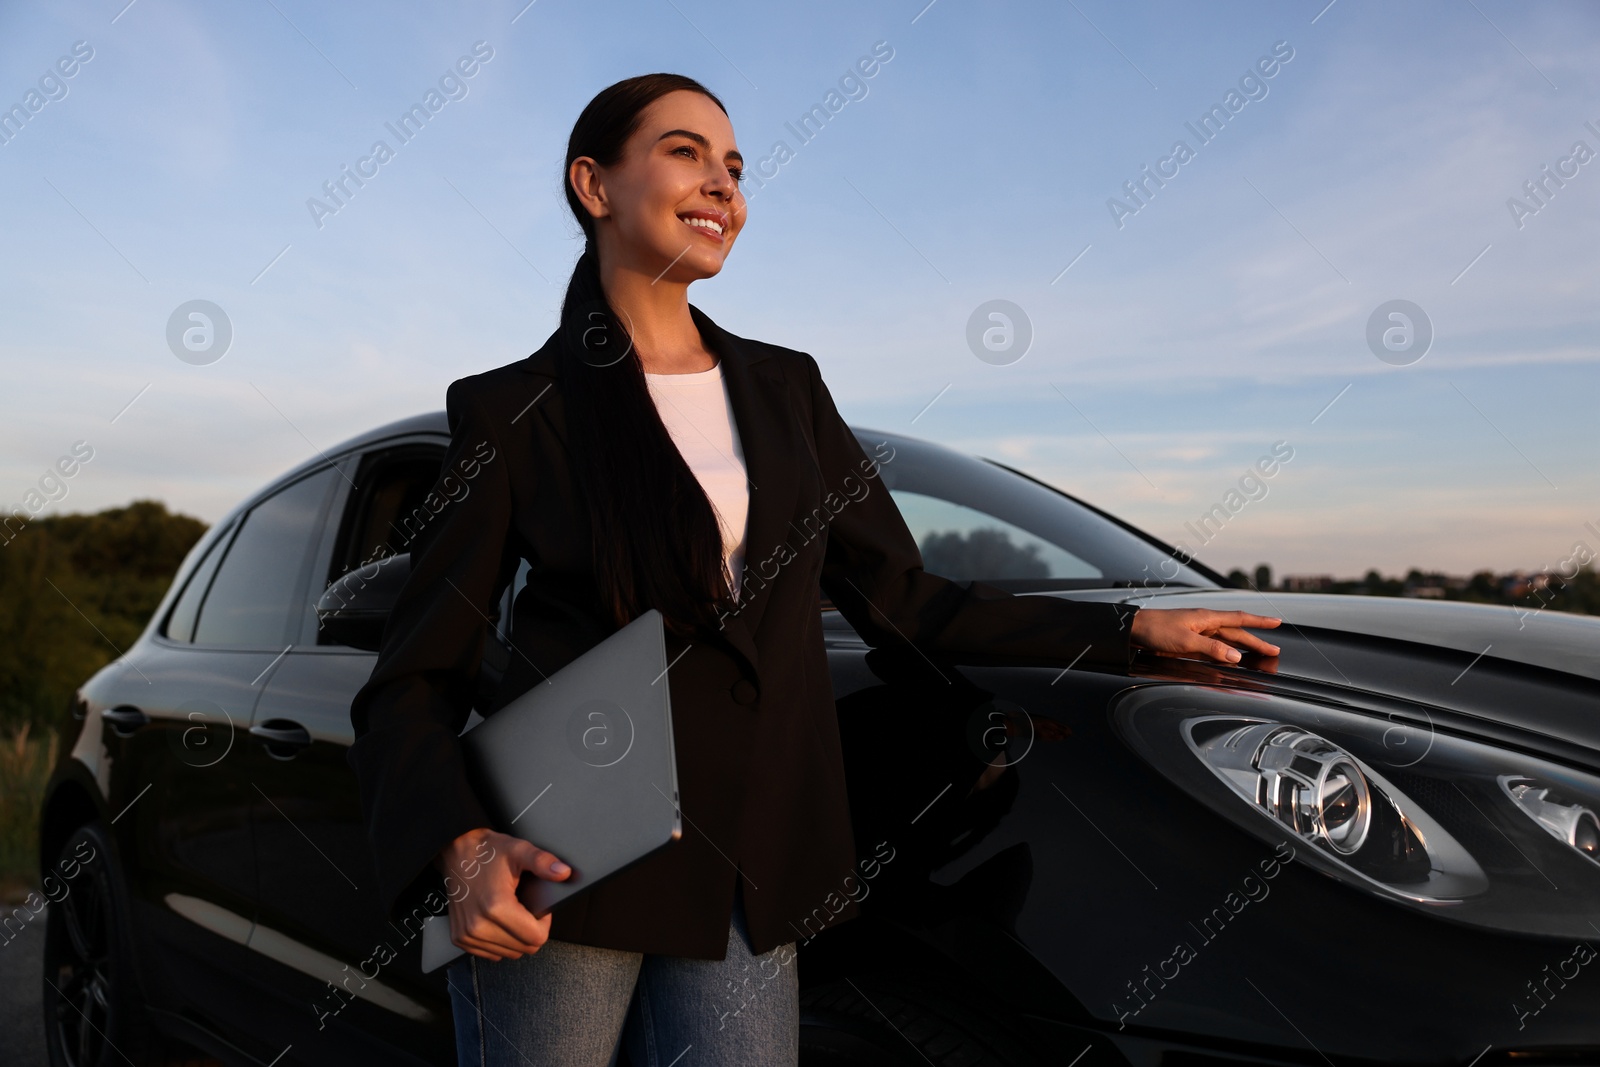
[[36, 413, 1600, 1066]]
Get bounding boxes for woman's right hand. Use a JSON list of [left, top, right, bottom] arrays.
[[436, 827, 572, 960]]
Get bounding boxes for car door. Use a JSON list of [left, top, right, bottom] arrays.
[[242, 437, 461, 1065], [98, 463, 342, 1047]]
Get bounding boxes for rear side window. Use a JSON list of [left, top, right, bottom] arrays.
[[162, 526, 233, 642], [193, 468, 338, 647]]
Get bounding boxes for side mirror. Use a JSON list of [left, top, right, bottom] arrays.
[[316, 553, 411, 651]]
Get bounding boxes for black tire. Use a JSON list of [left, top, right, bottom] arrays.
[[799, 972, 1050, 1067], [41, 821, 162, 1067]]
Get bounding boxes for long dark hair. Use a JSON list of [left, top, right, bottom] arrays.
[[558, 73, 734, 639]]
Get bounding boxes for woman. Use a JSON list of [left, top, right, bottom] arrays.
[[347, 73, 1281, 1066]]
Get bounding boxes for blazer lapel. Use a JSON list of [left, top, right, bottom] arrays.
[[691, 305, 797, 648], [516, 305, 797, 682]]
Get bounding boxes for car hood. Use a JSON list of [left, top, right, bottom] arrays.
[[1053, 587, 1600, 682], [1041, 587, 1600, 759]]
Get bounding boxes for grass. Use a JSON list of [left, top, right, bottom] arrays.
[[0, 724, 57, 906]]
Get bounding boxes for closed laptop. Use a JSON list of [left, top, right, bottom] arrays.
[[421, 607, 681, 972]]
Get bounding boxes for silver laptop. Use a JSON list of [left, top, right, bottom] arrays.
[[421, 608, 681, 972]]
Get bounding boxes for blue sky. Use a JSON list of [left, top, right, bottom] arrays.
[[2, 0, 1596, 578]]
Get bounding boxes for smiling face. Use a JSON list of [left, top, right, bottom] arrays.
[[571, 89, 747, 284]]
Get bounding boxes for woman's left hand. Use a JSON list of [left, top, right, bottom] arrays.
[[1129, 608, 1282, 664]]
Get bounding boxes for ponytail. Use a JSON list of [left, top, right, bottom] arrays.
[[557, 75, 736, 636]]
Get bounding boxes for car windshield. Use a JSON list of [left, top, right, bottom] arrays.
[[857, 429, 1217, 592]]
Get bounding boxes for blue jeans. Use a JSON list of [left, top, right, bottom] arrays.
[[444, 883, 799, 1066]]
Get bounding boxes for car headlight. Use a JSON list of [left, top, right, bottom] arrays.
[[1116, 686, 1600, 939], [1500, 775, 1600, 860], [1183, 715, 1487, 903], [1197, 722, 1373, 855]]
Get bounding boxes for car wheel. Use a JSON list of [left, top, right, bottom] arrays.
[[41, 822, 160, 1067], [799, 973, 1048, 1067]]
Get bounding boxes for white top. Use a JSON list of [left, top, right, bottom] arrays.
[[643, 359, 750, 601]]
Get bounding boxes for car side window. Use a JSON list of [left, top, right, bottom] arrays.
[[192, 467, 339, 647], [162, 524, 235, 642], [327, 444, 446, 581], [889, 489, 1103, 581]]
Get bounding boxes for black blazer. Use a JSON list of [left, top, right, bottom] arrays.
[[347, 305, 1140, 960]]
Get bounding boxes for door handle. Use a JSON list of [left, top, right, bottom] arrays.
[[102, 706, 149, 737], [249, 719, 313, 759]]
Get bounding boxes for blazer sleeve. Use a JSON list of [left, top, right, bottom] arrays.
[[801, 353, 1139, 670], [347, 378, 520, 921]]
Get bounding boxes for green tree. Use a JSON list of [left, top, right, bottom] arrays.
[[0, 500, 206, 736]]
